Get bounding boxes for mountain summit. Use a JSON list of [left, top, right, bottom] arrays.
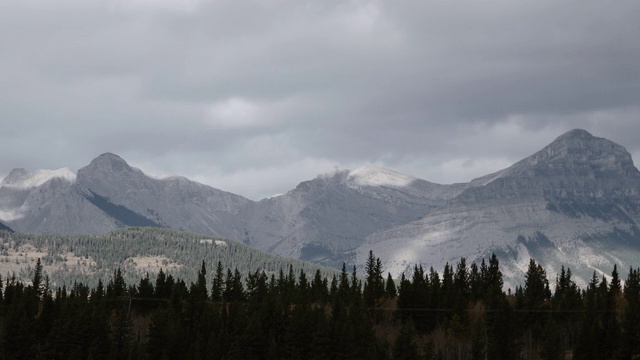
[[80, 153, 135, 174], [76, 153, 148, 198], [456, 129, 640, 203], [505, 129, 639, 179]]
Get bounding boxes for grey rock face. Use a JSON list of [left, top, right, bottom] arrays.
[[240, 167, 458, 266], [457, 130, 640, 203], [75, 153, 253, 238]]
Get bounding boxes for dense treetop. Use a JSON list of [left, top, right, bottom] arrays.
[[2, 250, 640, 359]]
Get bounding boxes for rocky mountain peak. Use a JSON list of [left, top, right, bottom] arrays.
[[1, 168, 30, 186], [545, 129, 611, 157], [458, 129, 640, 202], [555, 128, 593, 141], [75, 153, 148, 198], [82, 153, 134, 174], [505, 129, 639, 179]]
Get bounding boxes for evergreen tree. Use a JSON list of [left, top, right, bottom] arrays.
[[551, 266, 581, 353], [350, 265, 362, 304], [193, 260, 208, 300], [137, 272, 154, 298], [521, 259, 552, 356], [154, 268, 167, 299], [211, 260, 225, 302], [441, 262, 454, 314], [338, 263, 350, 300], [246, 269, 268, 303], [610, 264, 621, 295], [107, 268, 127, 298], [574, 271, 604, 360], [619, 267, 640, 358], [311, 269, 328, 302], [92, 278, 105, 302], [523, 259, 551, 309], [486, 254, 503, 297], [385, 272, 397, 298], [363, 251, 385, 307], [223, 268, 234, 302], [396, 272, 412, 320], [453, 257, 469, 320], [329, 275, 338, 299], [296, 269, 309, 304], [469, 261, 481, 300], [32, 257, 43, 297], [136, 273, 155, 313]]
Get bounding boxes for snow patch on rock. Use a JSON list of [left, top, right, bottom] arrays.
[[347, 165, 415, 188]]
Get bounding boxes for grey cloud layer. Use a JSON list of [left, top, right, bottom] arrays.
[[1, 0, 639, 199]]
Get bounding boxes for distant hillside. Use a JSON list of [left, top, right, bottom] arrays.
[[0, 227, 337, 288]]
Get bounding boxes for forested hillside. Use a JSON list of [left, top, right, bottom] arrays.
[[2, 252, 640, 359], [0, 228, 335, 288]]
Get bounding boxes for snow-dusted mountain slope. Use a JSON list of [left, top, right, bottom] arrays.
[[0, 167, 92, 233], [0, 155, 462, 267], [240, 166, 458, 266], [2, 129, 640, 289], [0, 153, 252, 237], [359, 129, 640, 288]]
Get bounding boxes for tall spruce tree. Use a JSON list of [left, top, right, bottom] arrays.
[[385, 272, 397, 298], [211, 261, 225, 302], [32, 257, 43, 297], [364, 251, 385, 307]]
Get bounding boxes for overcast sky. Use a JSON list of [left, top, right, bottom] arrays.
[[1, 0, 639, 200]]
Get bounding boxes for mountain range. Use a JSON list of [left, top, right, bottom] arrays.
[[2, 129, 640, 287]]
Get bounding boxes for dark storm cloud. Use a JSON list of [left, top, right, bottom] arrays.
[[1, 0, 639, 199]]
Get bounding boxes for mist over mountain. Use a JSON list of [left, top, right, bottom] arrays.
[[1, 129, 640, 286]]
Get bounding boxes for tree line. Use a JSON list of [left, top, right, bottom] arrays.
[[1, 251, 640, 359]]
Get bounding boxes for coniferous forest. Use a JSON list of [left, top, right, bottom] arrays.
[[1, 251, 640, 359]]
